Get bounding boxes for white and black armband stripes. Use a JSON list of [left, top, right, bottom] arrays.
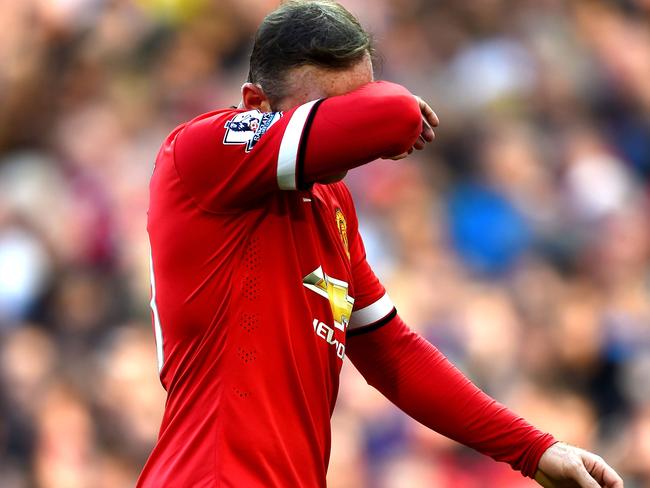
[[347, 293, 397, 337], [276, 98, 325, 191]]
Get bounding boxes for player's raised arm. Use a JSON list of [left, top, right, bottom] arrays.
[[296, 81, 433, 186], [167, 0, 439, 212], [171, 78, 433, 211]]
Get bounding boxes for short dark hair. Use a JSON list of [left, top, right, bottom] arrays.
[[248, 1, 373, 105]]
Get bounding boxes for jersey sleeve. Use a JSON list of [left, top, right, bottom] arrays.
[[301, 81, 422, 187], [172, 81, 422, 211], [173, 103, 318, 210], [340, 187, 397, 336], [345, 314, 557, 478]]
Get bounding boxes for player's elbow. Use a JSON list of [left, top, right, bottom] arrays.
[[381, 94, 422, 156]]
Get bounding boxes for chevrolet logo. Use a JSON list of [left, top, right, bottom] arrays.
[[303, 266, 355, 331]]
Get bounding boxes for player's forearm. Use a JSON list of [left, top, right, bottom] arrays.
[[300, 81, 421, 187], [345, 314, 556, 478]]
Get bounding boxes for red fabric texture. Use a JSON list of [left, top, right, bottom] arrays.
[[172, 81, 421, 211], [302, 81, 422, 182], [346, 314, 557, 478]]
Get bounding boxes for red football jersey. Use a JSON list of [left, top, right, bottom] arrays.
[[139, 82, 423, 487]]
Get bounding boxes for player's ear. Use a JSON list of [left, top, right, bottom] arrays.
[[241, 83, 272, 112]]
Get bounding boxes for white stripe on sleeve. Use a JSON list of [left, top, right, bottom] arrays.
[[348, 292, 395, 330], [276, 99, 319, 190]]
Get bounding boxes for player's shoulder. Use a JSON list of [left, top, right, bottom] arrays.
[[180, 108, 240, 135], [162, 108, 234, 144], [175, 108, 285, 155]]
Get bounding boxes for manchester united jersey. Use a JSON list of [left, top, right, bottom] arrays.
[[139, 82, 423, 487]]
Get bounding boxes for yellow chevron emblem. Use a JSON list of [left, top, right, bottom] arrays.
[[303, 266, 354, 331]]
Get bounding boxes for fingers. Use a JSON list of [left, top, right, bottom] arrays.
[[415, 95, 439, 127], [413, 134, 426, 150], [582, 453, 624, 488], [414, 96, 437, 145], [573, 463, 603, 488], [536, 443, 623, 488], [573, 452, 624, 488], [400, 133, 430, 152], [602, 466, 624, 488], [420, 118, 435, 143]]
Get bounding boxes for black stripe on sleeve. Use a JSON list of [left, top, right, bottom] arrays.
[[346, 307, 397, 338], [295, 98, 326, 191]]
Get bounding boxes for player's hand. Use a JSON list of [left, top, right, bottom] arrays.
[[413, 95, 438, 149], [386, 96, 439, 160], [534, 442, 624, 488]]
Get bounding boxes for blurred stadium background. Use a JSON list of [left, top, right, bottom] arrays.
[[1, 0, 649, 486]]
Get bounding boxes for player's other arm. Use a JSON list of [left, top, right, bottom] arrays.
[[341, 188, 623, 488], [346, 315, 555, 478], [345, 318, 624, 488]]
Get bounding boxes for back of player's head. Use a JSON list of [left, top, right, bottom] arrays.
[[248, 1, 373, 105]]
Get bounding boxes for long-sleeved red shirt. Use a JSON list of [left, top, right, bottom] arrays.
[[347, 313, 556, 478], [139, 81, 554, 487]]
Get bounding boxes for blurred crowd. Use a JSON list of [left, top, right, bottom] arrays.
[[0, 0, 649, 487]]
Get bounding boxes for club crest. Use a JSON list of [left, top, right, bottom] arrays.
[[335, 208, 350, 259]]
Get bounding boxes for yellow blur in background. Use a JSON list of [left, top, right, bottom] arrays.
[[1, 1, 650, 487]]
